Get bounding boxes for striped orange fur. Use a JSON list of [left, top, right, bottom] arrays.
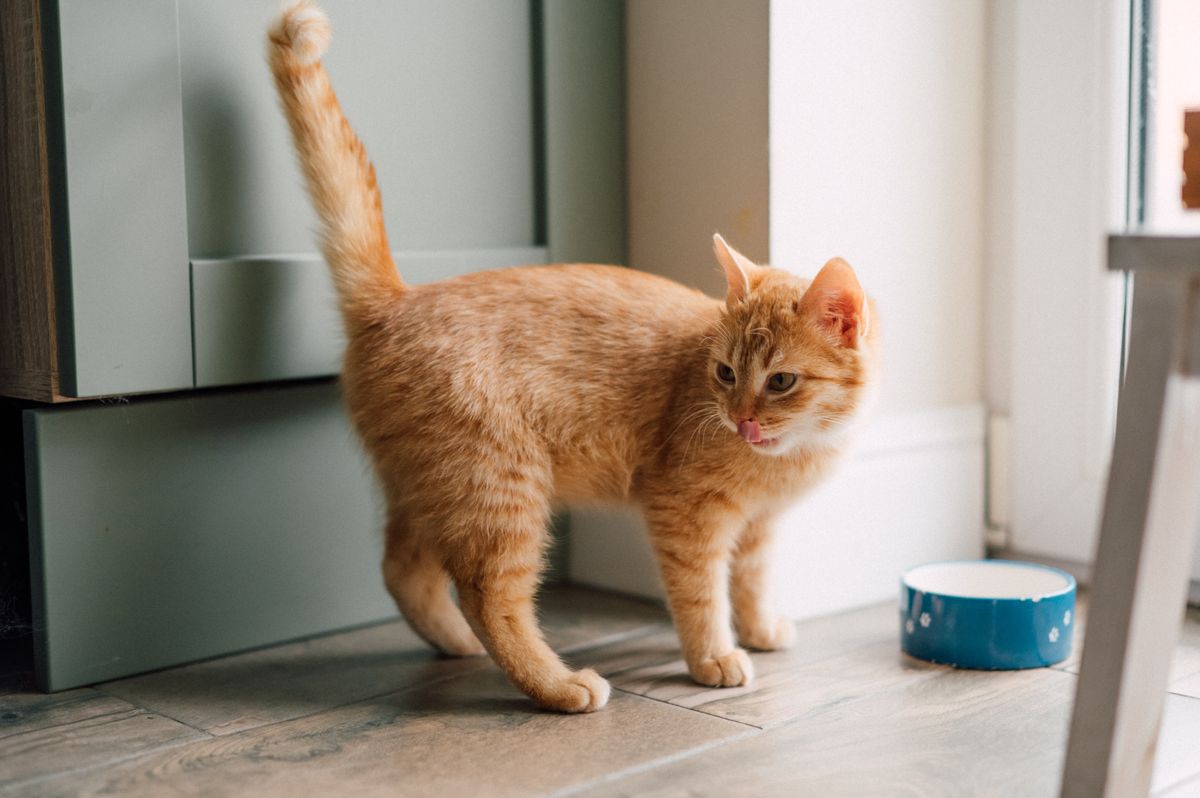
[[268, 1, 879, 713]]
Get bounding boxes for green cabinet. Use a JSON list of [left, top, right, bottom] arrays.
[[40, 0, 630, 398], [24, 383, 395, 691], [9, 0, 625, 689], [53, 0, 192, 397]]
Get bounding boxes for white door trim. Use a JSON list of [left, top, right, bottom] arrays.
[[989, 0, 1131, 563]]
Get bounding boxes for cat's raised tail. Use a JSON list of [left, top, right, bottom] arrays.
[[268, 1, 404, 320]]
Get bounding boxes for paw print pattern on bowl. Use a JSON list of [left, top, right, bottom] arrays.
[[900, 560, 1075, 670]]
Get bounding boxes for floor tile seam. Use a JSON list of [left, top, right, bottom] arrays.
[[76, 619, 671, 737], [93, 659, 491, 743], [764, 633, 908, 672], [557, 623, 674, 658], [540, 723, 762, 798], [582, 632, 886, 682], [0, 704, 190, 745], [664, 660, 1080, 737], [2, 673, 751, 793], [244, 667, 477, 739], [609, 685, 763, 731], [202, 664, 492, 739], [601, 637, 936, 719], [77, 625, 679, 743], [594, 636, 930, 723], [0, 731, 205, 795], [0, 667, 484, 792], [2, 663, 515, 792], [91, 685, 215, 737], [562, 607, 897, 676]]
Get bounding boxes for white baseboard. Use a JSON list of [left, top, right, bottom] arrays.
[[567, 402, 987, 621]]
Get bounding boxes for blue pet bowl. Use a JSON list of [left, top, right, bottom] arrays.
[[900, 560, 1076, 669]]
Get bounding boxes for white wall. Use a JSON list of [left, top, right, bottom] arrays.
[[769, 0, 987, 414], [767, 0, 988, 614], [625, 0, 769, 293], [982, 2, 1200, 590], [985, 1, 1128, 565], [569, 0, 988, 619]]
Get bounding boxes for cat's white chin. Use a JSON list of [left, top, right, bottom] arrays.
[[746, 436, 791, 456]]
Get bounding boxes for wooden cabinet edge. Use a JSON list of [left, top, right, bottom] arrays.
[[0, 0, 68, 403]]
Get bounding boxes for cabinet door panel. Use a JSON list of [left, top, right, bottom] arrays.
[[24, 383, 393, 691], [178, 0, 536, 258], [54, 0, 192, 397]]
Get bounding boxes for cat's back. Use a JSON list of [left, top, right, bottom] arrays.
[[341, 263, 716, 496], [384, 263, 718, 363], [409, 263, 712, 327]]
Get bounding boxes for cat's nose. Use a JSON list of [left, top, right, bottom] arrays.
[[737, 419, 763, 443]]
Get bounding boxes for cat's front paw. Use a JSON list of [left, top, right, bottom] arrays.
[[533, 668, 611, 713], [739, 616, 797, 652], [689, 648, 754, 687]]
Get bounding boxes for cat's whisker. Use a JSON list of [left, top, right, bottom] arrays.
[[704, 415, 727, 442], [658, 402, 722, 456], [678, 409, 712, 457], [678, 412, 715, 468], [659, 401, 725, 468], [679, 409, 728, 471]]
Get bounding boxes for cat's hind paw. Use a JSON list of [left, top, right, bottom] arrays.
[[739, 616, 797, 652], [689, 648, 754, 687], [533, 668, 611, 714]]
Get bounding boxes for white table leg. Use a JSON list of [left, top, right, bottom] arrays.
[[1062, 274, 1200, 797]]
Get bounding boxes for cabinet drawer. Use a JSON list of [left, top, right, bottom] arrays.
[[190, 248, 547, 387]]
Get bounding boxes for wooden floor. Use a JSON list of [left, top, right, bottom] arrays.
[[3, 587, 1200, 797]]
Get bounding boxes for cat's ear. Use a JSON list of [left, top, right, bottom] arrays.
[[712, 233, 758, 305], [800, 257, 868, 348]]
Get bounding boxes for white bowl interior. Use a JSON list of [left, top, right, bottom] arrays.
[[904, 561, 1071, 599]]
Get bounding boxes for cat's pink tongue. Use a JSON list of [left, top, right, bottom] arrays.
[[738, 420, 763, 443]]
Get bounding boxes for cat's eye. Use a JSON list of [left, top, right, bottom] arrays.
[[715, 363, 736, 384], [767, 372, 797, 393]]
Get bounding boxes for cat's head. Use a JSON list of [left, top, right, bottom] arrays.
[[705, 234, 877, 456]]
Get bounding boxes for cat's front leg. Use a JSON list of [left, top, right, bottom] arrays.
[[731, 516, 796, 651], [645, 508, 753, 688]]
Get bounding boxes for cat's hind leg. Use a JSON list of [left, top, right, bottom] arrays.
[[455, 569, 610, 714], [383, 515, 485, 657], [443, 474, 610, 713]]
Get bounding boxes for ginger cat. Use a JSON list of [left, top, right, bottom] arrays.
[[268, 1, 878, 713]]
